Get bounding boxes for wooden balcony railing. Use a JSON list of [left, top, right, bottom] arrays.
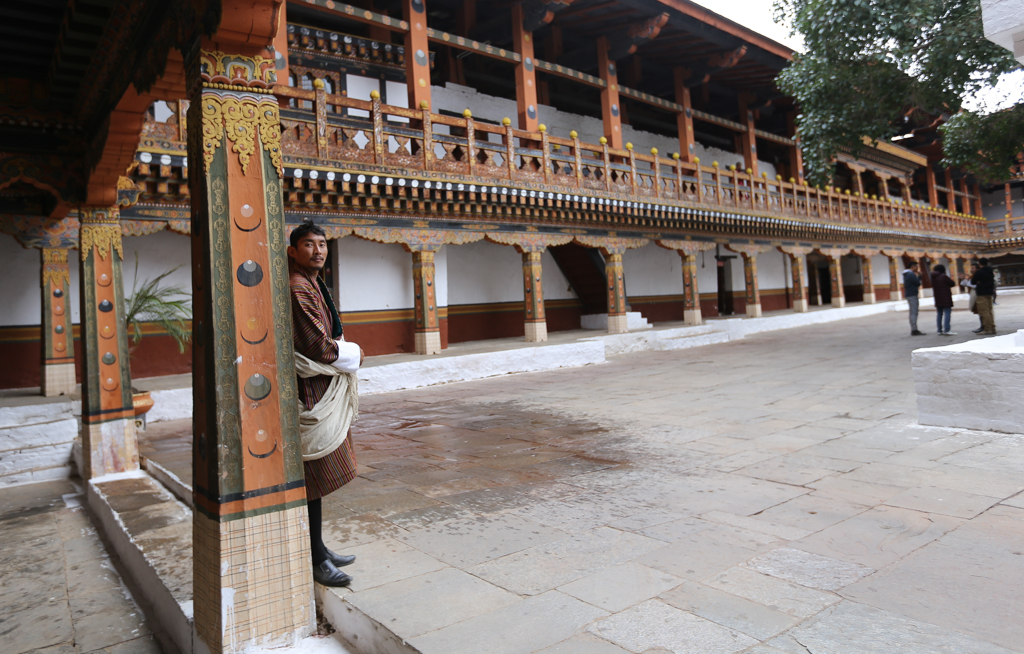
[[273, 85, 986, 242]]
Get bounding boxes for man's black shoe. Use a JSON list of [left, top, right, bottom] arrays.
[[326, 548, 356, 567], [972, 328, 984, 333], [313, 560, 352, 587], [911, 330, 926, 336]]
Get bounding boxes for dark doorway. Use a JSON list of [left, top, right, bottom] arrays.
[[717, 256, 735, 316], [818, 267, 832, 305]]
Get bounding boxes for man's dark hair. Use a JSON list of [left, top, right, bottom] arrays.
[[290, 218, 326, 248], [934, 264, 946, 274], [979, 258, 989, 267]]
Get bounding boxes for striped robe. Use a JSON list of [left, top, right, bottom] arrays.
[[290, 264, 358, 500]]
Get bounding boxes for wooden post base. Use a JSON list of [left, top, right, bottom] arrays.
[[863, 292, 876, 304], [832, 297, 846, 308], [415, 330, 442, 355], [683, 309, 702, 326], [792, 299, 809, 313], [607, 314, 628, 334], [525, 321, 548, 342], [81, 418, 138, 479], [746, 303, 763, 318], [42, 362, 76, 397]]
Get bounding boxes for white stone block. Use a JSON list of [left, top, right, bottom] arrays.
[[148, 388, 193, 423]]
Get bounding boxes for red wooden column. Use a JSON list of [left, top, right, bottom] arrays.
[[78, 206, 138, 479], [404, 0, 432, 110], [187, 7, 315, 648], [41, 247, 76, 397], [787, 110, 804, 183], [678, 252, 702, 324], [597, 36, 623, 149], [944, 169, 956, 211], [674, 68, 695, 162], [512, 4, 539, 132], [738, 93, 758, 176], [972, 183, 983, 218], [925, 166, 939, 207], [727, 244, 766, 317]]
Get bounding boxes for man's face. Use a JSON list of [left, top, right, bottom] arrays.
[[911, 264, 920, 273], [971, 264, 979, 274], [289, 234, 328, 272]]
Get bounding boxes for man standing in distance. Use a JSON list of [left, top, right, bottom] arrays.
[[288, 220, 362, 586], [973, 258, 997, 335], [903, 262, 925, 336]]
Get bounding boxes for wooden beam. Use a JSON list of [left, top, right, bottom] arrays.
[[786, 110, 803, 183], [926, 166, 938, 207], [944, 168, 956, 211], [512, 3, 539, 131]]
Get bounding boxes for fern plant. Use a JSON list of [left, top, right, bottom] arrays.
[[124, 254, 192, 354]]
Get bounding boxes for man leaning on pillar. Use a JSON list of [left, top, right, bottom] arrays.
[[288, 218, 364, 587]]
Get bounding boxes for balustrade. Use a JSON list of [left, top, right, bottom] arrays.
[[271, 85, 984, 241]]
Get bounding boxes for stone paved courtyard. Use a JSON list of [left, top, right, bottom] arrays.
[[315, 297, 1024, 654], [6, 297, 1024, 654]]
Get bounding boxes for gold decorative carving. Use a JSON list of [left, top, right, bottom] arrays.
[[79, 208, 123, 262], [656, 239, 716, 254], [41, 248, 70, 288], [352, 228, 485, 251], [200, 51, 278, 87], [201, 93, 284, 176], [575, 235, 649, 254], [485, 232, 573, 252], [80, 225, 123, 262]]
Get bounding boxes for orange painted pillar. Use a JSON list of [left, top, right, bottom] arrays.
[[944, 169, 956, 211], [187, 23, 315, 651], [512, 4, 539, 132], [78, 206, 138, 479], [597, 37, 623, 149], [925, 166, 939, 207], [404, 0, 432, 109], [41, 247, 77, 397], [787, 110, 803, 183]]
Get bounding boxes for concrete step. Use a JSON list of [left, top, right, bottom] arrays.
[[659, 330, 733, 350]]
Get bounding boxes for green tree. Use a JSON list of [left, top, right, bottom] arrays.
[[774, 0, 1021, 185]]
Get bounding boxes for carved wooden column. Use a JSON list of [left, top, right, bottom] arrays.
[[779, 246, 811, 312], [1005, 182, 1013, 232], [597, 36, 623, 149], [188, 42, 314, 652], [520, 251, 547, 342], [882, 251, 903, 301], [656, 239, 713, 325], [944, 169, 956, 211], [41, 247, 76, 396], [855, 250, 877, 304], [727, 244, 768, 317], [404, 0, 432, 109], [78, 206, 138, 479], [824, 250, 846, 308], [512, 3, 539, 132], [411, 249, 442, 354], [604, 252, 628, 333]]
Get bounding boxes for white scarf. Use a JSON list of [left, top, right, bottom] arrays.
[[294, 352, 359, 461]]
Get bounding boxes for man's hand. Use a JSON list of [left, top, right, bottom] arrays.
[[359, 347, 365, 366]]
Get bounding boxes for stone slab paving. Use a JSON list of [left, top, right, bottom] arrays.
[[315, 296, 1024, 653], [0, 479, 160, 654]]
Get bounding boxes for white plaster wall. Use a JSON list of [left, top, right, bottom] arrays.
[[333, 237, 412, 312], [872, 254, 890, 285], [0, 230, 188, 328], [122, 231, 192, 300], [757, 251, 787, 290], [731, 255, 747, 291], [347, 74, 380, 118], [0, 235, 41, 326], [840, 256, 861, 285], [446, 240, 522, 305], [695, 250, 718, 297], [431, 83, 778, 178], [623, 245, 681, 297], [435, 245, 448, 308], [541, 249, 577, 301]]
